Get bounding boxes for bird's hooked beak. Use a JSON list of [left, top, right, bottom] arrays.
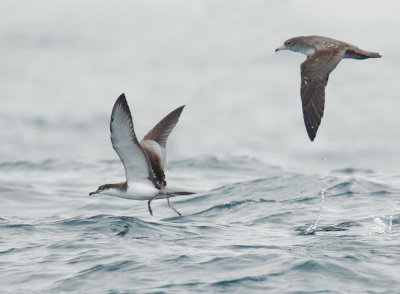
[[275, 45, 287, 52], [89, 191, 99, 196]]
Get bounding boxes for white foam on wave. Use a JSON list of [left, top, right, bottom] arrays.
[[305, 188, 326, 234], [370, 216, 392, 234]]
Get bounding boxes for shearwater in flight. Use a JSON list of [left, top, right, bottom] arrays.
[[89, 93, 194, 216], [275, 35, 381, 141]]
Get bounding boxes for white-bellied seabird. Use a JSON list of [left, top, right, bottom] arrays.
[[89, 93, 194, 216]]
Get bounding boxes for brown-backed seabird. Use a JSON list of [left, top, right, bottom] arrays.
[[276, 35, 381, 141], [89, 93, 194, 216]]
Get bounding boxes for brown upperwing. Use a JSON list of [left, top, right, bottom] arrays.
[[300, 49, 345, 141], [141, 105, 185, 187]]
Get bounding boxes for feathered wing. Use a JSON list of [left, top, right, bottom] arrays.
[[300, 49, 345, 141], [140, 105, 185, 186], [110, 94, 156, 187], [143, 105, 185, 149]]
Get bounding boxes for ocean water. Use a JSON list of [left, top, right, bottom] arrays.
[[1, 157, 399, 293], [1, 1, 400, 293]]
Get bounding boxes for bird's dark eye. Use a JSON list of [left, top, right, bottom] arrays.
[[285, 41, 292, 45]]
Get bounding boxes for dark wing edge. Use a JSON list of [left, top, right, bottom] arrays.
[[300, 49, 345, 141], [110, 93, 156, 186], [143, 105, 185, 148]]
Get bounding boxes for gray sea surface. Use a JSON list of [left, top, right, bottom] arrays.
[[1, 1, 400, 293]]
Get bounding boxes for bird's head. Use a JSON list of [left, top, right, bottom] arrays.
[[275, 37, 304, 53], [89, 182, 127, 196], [89, 184, 112, 196]]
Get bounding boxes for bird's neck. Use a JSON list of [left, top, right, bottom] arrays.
[[297, 45, 315, 57]]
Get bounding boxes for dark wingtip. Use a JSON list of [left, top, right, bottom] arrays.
[[116, 93, 127, 102], [111, 93, 130, 127], [112, 93, 131, 118], [307, 130, 316, 142], [175, 105, 185, 113], [113, 93, 129, 113], [169, 105, 185, 117], [369, 52, 382, 58]]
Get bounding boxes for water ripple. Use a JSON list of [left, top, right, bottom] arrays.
[[1, 157, 399, 293]]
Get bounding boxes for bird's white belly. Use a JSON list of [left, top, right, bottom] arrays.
[[102, 183, 159, 200]]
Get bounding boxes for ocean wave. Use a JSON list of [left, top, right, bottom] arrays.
[[0, 156, 399, 293]]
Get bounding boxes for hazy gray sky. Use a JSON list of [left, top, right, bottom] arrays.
[[1, 0, 398, 172]]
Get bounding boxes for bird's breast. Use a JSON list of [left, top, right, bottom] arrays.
[[304, 47, 316, 57], [100, 183, 159, 200], [125, 183, 159, 199]]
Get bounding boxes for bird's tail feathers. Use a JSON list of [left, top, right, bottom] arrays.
[[345, 49, 382, 59], [161, 188, 196, 196]]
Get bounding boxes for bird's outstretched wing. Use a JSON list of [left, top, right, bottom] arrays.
[[142, 105, 185, 149], [140, 105, 185, 186], [110, 94, 156, 186], [300, 49, 345, 141]]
